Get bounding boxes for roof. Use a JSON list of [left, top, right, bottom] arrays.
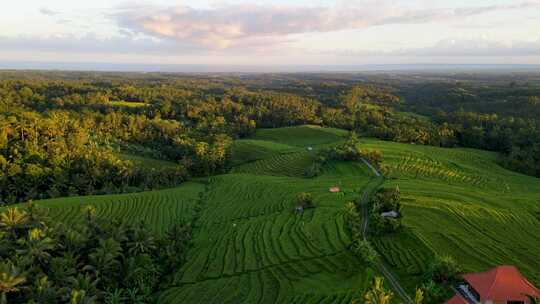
[[446, 294, 468, 304], [463, 266, 540, 302], [381, 211, 399, 218], [329, 187, 340, 193]]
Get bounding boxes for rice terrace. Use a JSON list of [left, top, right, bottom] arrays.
[[2, 68, 540, 304], [3, 118, 540, 303]]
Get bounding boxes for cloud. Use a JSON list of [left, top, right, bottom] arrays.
[[324, 38, 540, 57], [115, 1, 540, 50], [403, 38, 540, 57], [0, 34, 182, 55], [0, 33, 283, 56], [39, 7, 60, 16]]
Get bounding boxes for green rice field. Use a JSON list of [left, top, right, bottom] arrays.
[[5, 125, 539, 302], [361, 138, 540, 288]]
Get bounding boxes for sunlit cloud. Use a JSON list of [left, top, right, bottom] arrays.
[[1, 0, 540, 65], [39, 7, 60, 16], [115, 1, 540, 50]]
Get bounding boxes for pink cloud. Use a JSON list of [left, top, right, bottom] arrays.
[[116, 1, 540, 50]]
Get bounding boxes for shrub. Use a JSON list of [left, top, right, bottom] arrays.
[[369, 214, 402, 235], [351, 240, 379, 264], [362, 277, 393, 304], [343, 202, 361, 237], [370, 186, 402, 234], [304, 162, 322, 178], [420, 280, 450, 304], [426, 255, 462, 284], [295, 192, 315, 209], [360, 149, 383, 168]]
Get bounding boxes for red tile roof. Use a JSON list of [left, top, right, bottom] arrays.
[[446, 294, 468, 304], [463, 266, 540, 302]]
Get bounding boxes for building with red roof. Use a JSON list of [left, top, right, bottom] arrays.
[[446, 266, 540, 304]]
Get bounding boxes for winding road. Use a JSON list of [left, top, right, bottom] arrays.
[[359, 158, 413, 304]]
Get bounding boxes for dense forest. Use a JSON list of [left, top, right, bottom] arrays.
[[1, 71, 539, 205]]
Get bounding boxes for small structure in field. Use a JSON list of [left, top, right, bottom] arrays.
[[307, 146, 313, 151], [381, 211, 399, 218], [329, 187, 340, 193]]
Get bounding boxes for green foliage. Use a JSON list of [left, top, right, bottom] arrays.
[[303, 162, 322, 178], [351, 240, 379, 265], [295, 192, 315, 209], [343, 201, 362, 238], [413, 288, 424, 304], [363, 137, 540, 289], [370, 187, 402, 235], [0, 205, 192, 303], [1, 70, 540, 303], [155, 129, 375, 303], [419, 280, 450, 304], [527, 295, 540, 304], [326, 131, 364, 161], [361, 277, 394, 304], [426, 255, 462, 284], [2, 182, 205, 236]]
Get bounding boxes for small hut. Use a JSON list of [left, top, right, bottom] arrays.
[[381, 211, 399, 218], [329, 187, 340, 193]]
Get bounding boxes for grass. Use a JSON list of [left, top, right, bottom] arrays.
[[5, 125, 539, 302], [5, 125, 378, 303], [3, 182, 205, 235], [118, 153, 180, 169], [230, 139, 296, 166], [251, 125, 348, 147], [109, 101, 148, 108], [361, 138, 540, 288], [159, 126, 379, 303]]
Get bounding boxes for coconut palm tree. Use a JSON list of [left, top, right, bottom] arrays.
[[0, 262, 26, 304], [363, 277, 394, 304], [16, 228, 55, 265], [0, 208, 28, 238], [66, 274, 99, 304], [413, 288, 424, 304]]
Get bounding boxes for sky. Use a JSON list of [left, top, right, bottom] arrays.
[[1, 0, 540, 68]]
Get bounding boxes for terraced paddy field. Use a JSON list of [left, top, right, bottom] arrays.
[[361, 138, 540, 288], [5, 125, 539, 302], [2, 182, 206, 235], [5, 125, 380, 303], [160, 127, 380, 303], [251, 125, 348, 148]]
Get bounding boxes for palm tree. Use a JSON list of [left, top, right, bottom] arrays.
[[413, 288, 424, 304], [66, 274, 99, 304], [126, 225, 156, 255], [0, 262, 26, 304], [363, 277, 394, 304], [16, 228, 55, 265], [0, 208, 28, 238]]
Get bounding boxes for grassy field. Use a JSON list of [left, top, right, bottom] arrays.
[[160, 126, 378, 303], [5, 124, 539, 302], [109, 101, 148, 108], [361, 138, 540, 288], [118, 152, 180, 169], [3, 182, 205, 235]]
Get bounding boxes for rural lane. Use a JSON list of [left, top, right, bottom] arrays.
[[359, 158, 413, 304]]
